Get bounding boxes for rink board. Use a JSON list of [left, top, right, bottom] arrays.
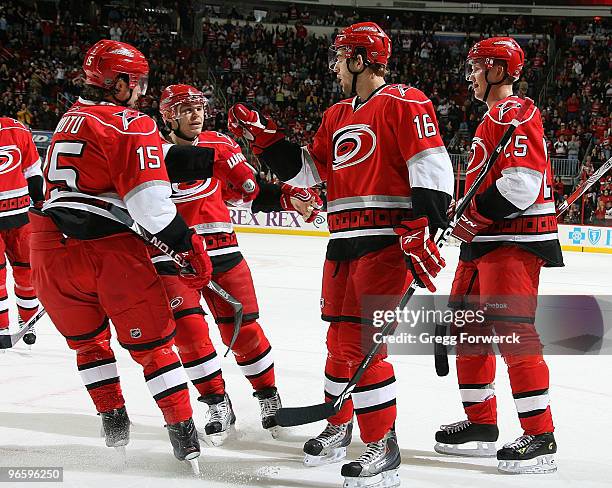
[[231, 209, 612, 254]]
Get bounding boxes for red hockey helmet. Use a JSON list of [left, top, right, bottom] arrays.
[[466, 37, 525, 81], [83, 39, 149, 94], [330, 22, 391, 69], [159, 84, 209, 120]]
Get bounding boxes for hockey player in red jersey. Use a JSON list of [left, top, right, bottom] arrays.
[[229, 22, 453, 487], [158, 84, 321, 444], [433, 37, 563, 474], [28, 40, 256, 468], [0, 118, 44, 345]]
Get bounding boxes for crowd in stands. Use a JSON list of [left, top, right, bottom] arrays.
[[0, 1, 610, 224]]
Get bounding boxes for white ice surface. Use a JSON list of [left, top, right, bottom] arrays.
[[1, 233, 611, 488]]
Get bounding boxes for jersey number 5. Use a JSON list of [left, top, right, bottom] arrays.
[[45, 140, 85, 196]]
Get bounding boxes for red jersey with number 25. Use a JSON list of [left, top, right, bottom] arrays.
[[42, 98, 176, 239], [462, 95, 562, 266]]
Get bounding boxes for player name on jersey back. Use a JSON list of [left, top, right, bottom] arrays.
[[41, 98, 175, 240]]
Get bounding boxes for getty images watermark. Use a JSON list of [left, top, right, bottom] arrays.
[[361, 295, 612, 355], [371, 303, 521, 347]]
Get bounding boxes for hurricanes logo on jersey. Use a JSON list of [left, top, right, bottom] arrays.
[[332, 124, 376, 170], [171, 179, 218, 203], [0, 145, 22, 175], [466, 137, 488, 176]]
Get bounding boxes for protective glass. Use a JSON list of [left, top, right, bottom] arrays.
[[464, 58, 485, 81], [137, 74, 149, 96], [328, 46, 349, 71]]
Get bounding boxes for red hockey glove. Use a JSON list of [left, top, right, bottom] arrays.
[[394, 217, 445, 293], [227, 103, 284, 154], [179, 232, 213, 289], [213, 146, 259, 202], [280, 184, 323, 223], [451, 199, 493, 243]]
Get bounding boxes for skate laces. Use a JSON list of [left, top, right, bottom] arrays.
[[355, 439, 386, 465], [258, 392, 281, 419], [504, 435, 534, 450], [317, 422, 349, 447], [440, 420, 471, 433], [208, 397, 231, 424]]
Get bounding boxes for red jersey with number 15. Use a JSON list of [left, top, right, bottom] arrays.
[[42, 98, 176, 240], [461, 95, 563, 266]]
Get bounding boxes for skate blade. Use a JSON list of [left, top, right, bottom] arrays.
[[434, 441, 497, 457], [187, 458, 200, 476], [498, 454, 557, 474], [343, 468, 400, 488], [268, 425, 282, 439], [304, 446, 347, 467], [199, 425, 236, 447], [114, 446, 128, 466]]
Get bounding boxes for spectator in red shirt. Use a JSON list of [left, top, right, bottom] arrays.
[[566, 93, 580, 121], [553, 176, 565, 206]]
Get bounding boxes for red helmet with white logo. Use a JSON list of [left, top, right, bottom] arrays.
[[83, 39, 149, 93], [466, 37, 524, 81], [159, 84, 209, 120], [331, 22, 391, 68]]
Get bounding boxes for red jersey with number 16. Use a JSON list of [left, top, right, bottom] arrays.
[[284, 83, 454, 260]]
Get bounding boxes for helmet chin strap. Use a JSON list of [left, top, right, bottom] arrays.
[[346, 56, 367, 96], [168, 120, 198, 142], [482, 69, 508, 103]]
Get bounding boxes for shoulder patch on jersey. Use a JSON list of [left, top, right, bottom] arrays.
[[495, 99, 523, 121], [197, 131, 240, 149], [385, 84, 412, 97], [485, 97, 538, 126], [377, 84, 431, 104], [0, 117, 29, 131], [113, 109, 149, 131]]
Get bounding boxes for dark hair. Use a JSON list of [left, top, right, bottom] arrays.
[[81, 84, 108, 102]]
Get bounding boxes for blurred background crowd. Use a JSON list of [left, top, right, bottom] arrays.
[[1, 0, 610, 224]]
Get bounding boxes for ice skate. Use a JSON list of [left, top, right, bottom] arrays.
[[167, 417, 201, 475], [497, 432, 557, 474], [253, 387, 282, 438], [100, 406, 130, 448], [434, 420, 498, 457], [100, 406, 130, 462], [341, 430, 401, 488], [199, 392, 236, 446], [303, 421, 353, 466]]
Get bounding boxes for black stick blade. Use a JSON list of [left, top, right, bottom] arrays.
[[275, 401, 336, 427]]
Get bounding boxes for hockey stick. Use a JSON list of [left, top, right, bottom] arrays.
[[432, 155, 612, 376], [106, 205, 243, 357], [556, 156, 612, 218], [0, 307, 47, 349], [274, 98, 534, 427]]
